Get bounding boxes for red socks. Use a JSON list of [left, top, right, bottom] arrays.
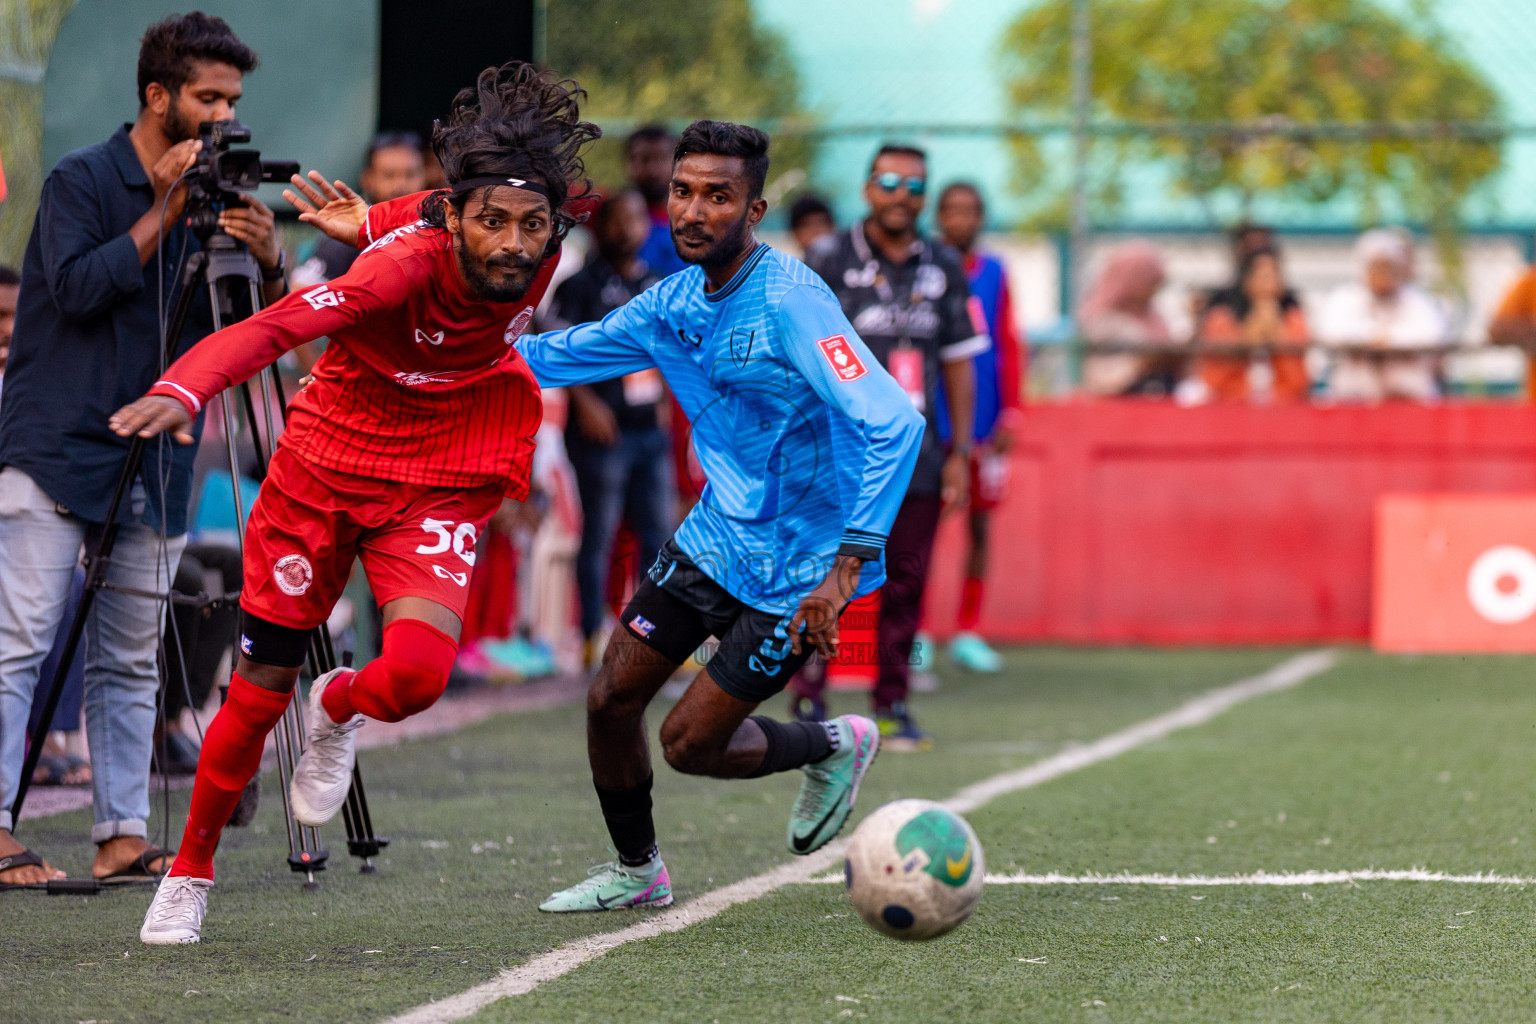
[[168, 620, 456, 880], [169, 673, 292, 880], [321, 619, 457, 724], [958, 576, 986, 631]]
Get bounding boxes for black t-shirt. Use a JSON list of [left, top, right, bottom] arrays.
[[548, 254, 664, 437], [309, 236, 361, 282], [806, 224, 987, 495]]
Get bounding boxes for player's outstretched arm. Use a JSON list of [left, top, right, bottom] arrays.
[[109, 394, 195, 445], [123, 252, 409, 431], [516, 292, 659, 386], [284, 171, 367, 248]]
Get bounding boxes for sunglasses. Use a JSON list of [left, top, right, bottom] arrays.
[[870, 172, 927, 197]]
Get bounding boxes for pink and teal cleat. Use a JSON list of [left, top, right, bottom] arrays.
[[787, 715, 879, 855], [538, 859, 673, 912]]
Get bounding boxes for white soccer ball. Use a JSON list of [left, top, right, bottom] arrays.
[[843, 799, 984, 941]]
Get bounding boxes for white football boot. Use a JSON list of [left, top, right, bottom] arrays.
[[140, 875, 213, 945], [289, 667, 364, 826]]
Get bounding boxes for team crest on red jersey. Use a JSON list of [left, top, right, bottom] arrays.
[[817, 334, 868, 382], [274, 554, 313, 596], [504, 308, 535, 344]]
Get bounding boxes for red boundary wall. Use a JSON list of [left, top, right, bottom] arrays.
[[912, 401, 1536, 645]]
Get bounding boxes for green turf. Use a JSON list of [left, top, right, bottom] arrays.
[[3, 647, 1279, 1024], [484, 651, 1536, 1024]]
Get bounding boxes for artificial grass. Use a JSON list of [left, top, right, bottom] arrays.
[[3, 647, 1275, 1024], [480, 652, 1536, 1024]]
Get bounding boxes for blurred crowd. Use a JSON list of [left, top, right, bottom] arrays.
[[1078, 224, 1462, 403]]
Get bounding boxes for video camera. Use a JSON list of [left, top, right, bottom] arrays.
[[184, 118, 301, 240]]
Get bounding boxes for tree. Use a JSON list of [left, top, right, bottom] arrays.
[[0, 0, 75, 266], [999, 0, 1502, 276], [543, 0, 815, 197]]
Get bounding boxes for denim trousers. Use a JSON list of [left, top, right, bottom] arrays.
[[567, 427, 675, 638], [0, 467, 186, 839]]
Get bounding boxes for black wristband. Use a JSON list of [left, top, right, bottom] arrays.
[[837, 542, 881, 561], [260, 251, 287, 282]]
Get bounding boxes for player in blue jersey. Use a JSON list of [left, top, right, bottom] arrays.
[[517, 121, 925, 912]]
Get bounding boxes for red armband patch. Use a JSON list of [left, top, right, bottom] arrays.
[[817, 334, 868, 382]]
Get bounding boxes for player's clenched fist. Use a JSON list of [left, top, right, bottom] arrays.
[[109, 395, 195, 445]]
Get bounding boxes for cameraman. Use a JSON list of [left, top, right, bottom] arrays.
[[0, 12, 281, 885]]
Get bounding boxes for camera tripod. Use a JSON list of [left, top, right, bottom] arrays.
[[11, 226, 386, 890]]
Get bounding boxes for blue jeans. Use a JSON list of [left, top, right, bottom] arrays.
[[0, 467, 186, 839], [568, 428, 675, 638], [28, 569, 86, 735]]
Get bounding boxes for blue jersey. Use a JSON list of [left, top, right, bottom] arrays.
[[518, 242, 924, 615]]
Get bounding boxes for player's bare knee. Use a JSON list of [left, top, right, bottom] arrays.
[[234, 658, 300, 694], [660, 723, 721, 776], [586, 670, 647, 727]]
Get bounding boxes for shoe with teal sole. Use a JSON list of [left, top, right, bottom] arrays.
[[948, 631, 1003, 673], [787, 715, 879, 855], [539, 859, 673, 912]]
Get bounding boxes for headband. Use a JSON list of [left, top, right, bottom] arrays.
[[449, 175, 551, 200]]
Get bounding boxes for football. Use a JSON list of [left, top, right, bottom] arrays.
[[843, 799, 985, 941]]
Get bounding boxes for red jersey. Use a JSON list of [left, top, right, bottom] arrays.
[[149, 193, 551, 499]]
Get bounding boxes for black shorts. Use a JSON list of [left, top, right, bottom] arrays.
[[619, 539, 815, 704]]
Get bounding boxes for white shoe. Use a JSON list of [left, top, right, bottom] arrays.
[[289, 667, 364, 826], [140, 874, 212, 945]]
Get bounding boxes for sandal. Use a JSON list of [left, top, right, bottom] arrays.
[[0, 848, 59, 890], [32, 753, 90, 787], [96, 845, 173, 884]]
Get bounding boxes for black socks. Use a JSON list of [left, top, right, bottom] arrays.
[[746, 716, 834, 778], [595, 773, 659, 866]]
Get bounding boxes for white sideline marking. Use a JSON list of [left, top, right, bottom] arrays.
[[380, 649, 1336, 1024], [804, 869, 1536, 886]]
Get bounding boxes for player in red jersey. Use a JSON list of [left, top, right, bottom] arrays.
[[113, 62, 599, 945]]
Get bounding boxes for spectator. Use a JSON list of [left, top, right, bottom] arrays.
[[787, 193, 835, 256], [1198, 246, 1311, 403], [291, 131, 425, 287], [798, 143, 985, 749], [625, 125, 688, 278], [0, 263, 16, 407], [1079, 241, 1177, 396], [1317, 228, 1448, 402], [0, 13, 280, 885], [1488, 260, 1536, 399], [932, 182, 1024, 673], [2, 262, 89, 784], [1202, 223, 1283, 308], [546, 190, 674, 667]]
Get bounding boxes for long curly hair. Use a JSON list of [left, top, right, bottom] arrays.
[[419, 62, 600, 254]]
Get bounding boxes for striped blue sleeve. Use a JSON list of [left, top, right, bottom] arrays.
[[777, 283, 924, 560], [515, 286, 659, 386]]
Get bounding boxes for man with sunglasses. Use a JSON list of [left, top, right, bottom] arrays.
[[795, 143, 985, 750]]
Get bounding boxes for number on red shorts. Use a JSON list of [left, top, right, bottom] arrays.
[[415, 518, 477, 566]]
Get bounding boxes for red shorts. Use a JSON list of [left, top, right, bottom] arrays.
[[969, 449, 1011, 513], [241, 447, 504, 630]]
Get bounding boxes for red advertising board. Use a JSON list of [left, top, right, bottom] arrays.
[[1374, 495, 1536, 652], [912, 401, 1536, 645]]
